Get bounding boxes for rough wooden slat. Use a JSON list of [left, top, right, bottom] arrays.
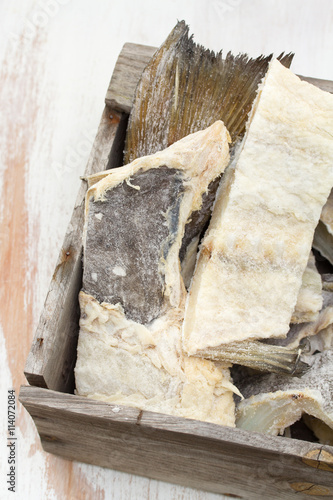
[[105, 44, 333, 115], [105, 43, 157, 113], [24, 108, 125, 392], [19, 385, 333, 500]]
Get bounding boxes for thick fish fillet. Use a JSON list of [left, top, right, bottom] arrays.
[[75, 122, 236, 425], [125, 21, 293, 163], [313, 188, 333, 265], [183, 59, 333, 355]]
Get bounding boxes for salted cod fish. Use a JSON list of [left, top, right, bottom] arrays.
[[267, 288, 333, 350], [124, 20, 293, 285], [235, 350, 333, 437], [197, 253, 324, 371], [75, 122, 238, 425], [125, 21, 293, 162], [183, 58, 333, 358]]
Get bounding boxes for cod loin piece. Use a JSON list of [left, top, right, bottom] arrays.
[[183, 59, 333, 355], [75, 122, 237, 425]]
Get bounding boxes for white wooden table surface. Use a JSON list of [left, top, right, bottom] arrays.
[[1, 1, 332, 499]]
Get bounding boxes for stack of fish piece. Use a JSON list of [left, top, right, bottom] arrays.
[[75, 21, 333, 441], [75, 122, 239, 425]]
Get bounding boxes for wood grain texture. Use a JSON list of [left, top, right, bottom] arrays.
[[105, 44, 333, 115], [19, 386, 333, 500], [2, 2, 333, 500], [105, 43, 156, 113]]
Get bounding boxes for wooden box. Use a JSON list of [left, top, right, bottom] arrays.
[[20, 44, 333, 500]]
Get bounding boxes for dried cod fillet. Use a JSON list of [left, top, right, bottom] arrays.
[[235, 350, 333, 436], [313, 188, 333, 265], [322, 273, 333, 291], [82, 121, 230, 324], [303, 414, 333, 445], [75, 122, 236, 425], [75, 292, 236, 426], [124, 21, 292, 279], [183, 59, 333, 356], [291, 252, 322, 324]]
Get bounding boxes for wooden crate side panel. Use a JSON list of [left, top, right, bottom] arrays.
[[105, 43, 157, 113], [19, 386, 333, 500], [24, 109, 124, 392]]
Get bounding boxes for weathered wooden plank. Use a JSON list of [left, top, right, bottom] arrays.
[[105, 43, 333, 115], [105, 43, 157, 113], [19, 385, 333, 500], [24, 108, 125, 393]]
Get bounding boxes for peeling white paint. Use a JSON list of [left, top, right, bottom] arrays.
[[0, 326, 58, 500]]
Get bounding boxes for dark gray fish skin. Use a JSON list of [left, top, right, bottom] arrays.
[[83, 167, 184, 324]]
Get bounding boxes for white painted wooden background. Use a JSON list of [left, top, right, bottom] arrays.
[[0, 1, 332, 499]]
